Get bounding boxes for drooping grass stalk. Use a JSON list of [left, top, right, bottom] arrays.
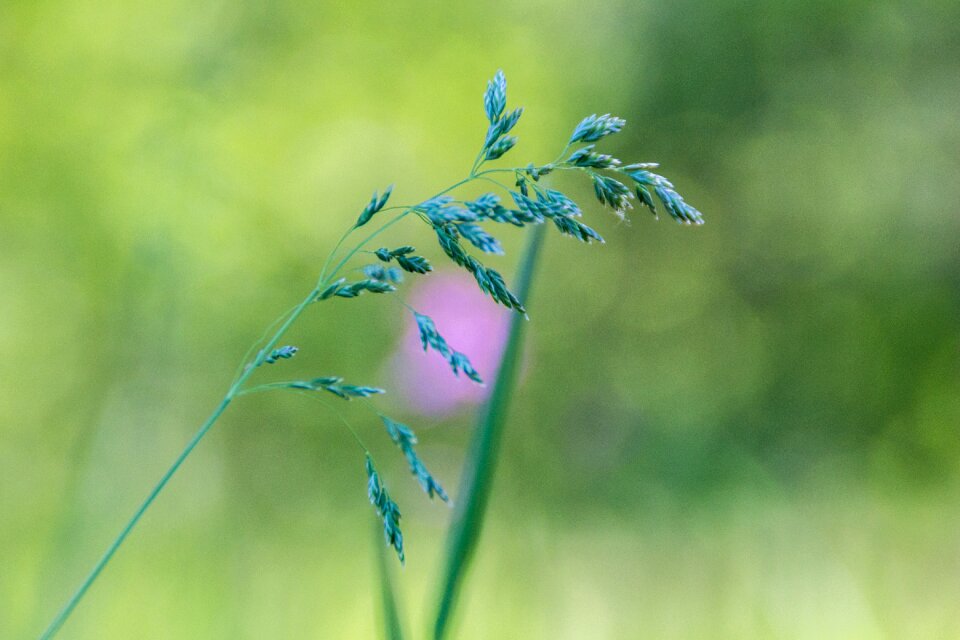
[[374, 521, 406, 640], [432, 222, 546, 640], [41, 70, 703, 639]]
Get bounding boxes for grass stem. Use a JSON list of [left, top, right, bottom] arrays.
[[39, 396, 232, 640], [374, 520, 406, 640], [431, 223, 547, 640], [39, 285, 321, 639]]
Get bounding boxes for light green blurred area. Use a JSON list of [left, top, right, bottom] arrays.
[[2, 0, 959, 638]]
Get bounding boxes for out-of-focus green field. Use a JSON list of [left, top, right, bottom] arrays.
[[2, 1, 958, 638]]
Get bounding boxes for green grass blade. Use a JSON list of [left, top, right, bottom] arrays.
[[374, 520, 406, 640], [431, 223, 547, 640]]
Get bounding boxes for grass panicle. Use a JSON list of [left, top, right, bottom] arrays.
[[41, 68, 705, 640]]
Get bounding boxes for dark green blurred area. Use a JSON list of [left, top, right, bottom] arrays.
[[2, 1, 958, 638]]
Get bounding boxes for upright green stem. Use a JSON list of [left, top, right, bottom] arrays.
[[432, 223, 548, 640], [374, 520, 406, 640]]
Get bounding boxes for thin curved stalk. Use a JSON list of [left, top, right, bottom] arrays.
[[38, 285, 321, 640], [432, 223, 547, 640], [39, 397, 232, 640]]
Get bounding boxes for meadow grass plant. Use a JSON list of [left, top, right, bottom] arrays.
[[40, 70, 703, 639]]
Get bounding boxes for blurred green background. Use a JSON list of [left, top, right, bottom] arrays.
[[2, 0, 959, 638]]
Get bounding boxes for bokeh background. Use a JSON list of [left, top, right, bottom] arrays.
[[2, 1, 959, 638]]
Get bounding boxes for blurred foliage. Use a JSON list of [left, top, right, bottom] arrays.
[[1, 0, 958, 637]]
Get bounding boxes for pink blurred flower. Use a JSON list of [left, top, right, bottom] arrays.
[[389, 271, 513, 417]]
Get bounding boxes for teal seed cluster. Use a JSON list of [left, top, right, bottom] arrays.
[[355, 184, 394, 228], [285, 376, 385, 400], [264, 345, 298, 364], [366, 456, 404, 563], [381, 416, 449, 503], [414, 312, 483, 385], [252, 70, 705, 563], [375, 246, 433, 274]]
